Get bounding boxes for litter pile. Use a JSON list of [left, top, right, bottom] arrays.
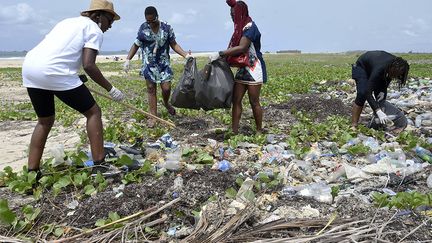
[[1, 77, 432, 242]]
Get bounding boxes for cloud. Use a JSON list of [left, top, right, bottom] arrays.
[[168, 9, 198, 25], [403, 30, 418, 37], [402, 17, 430, 38], [0, 3, 38, 25]]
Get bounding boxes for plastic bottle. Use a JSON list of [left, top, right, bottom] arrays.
[[427, 174, 432, 188], [164, 148, 182, 170], [173, 174, 183, 190], [390, 148, 406, 162], [362, 137, 380, 153], [415, 146, 432, 163], [281, 186, 297, 197]]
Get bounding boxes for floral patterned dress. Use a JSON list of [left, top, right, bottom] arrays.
[[134, 21, 176, 83]]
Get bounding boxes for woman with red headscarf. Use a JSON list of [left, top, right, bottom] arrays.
[[209, 0, 267, 134]]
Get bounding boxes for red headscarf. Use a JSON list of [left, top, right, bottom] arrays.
[[226, 0, 252, 48]]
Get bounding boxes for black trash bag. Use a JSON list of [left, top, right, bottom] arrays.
[[195, 59, 234, 111], [368, 101, 407, 130], [170, 57, 200, 109]]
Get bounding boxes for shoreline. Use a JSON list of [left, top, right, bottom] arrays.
[[0, 53, 218, 68]]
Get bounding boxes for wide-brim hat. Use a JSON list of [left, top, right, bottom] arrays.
[[81, 0, 120, 21]]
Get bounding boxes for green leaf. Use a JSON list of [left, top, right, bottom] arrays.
[[225, 187, 237, 199], [235, 178, 244, 187], [182, 148, 196, 157], [243, 190, 255, 202], [22, 205, 40, 221], [27, 171, 37, 184], [196, 152, 214, 164], [53, 227, 64, 237], [95, 219, 106, 227], [84, 185, 96, 196], [257, 172, 271, 183], [108, 212, 120, 221], [0, 199, 16, 226], [116, 155, 133, 166]]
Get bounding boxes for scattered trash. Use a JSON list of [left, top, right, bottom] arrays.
[[218, 160, 231, 172], [415, 146, 432, 163]]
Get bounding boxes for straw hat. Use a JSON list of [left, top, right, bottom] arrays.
[[81, 0, 120, 20]]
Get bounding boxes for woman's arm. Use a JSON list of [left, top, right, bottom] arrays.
[[220, 36, 251, 57], [170, 40, 188, 58], [126, 43, 139, 60], [82, 48, 112, 92]]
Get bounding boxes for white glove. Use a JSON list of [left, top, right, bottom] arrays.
[[185, 53, 193, 59], [208, 52, 220, 62], [376, 109, 390, 124], [123, 59, 130, 73], [377, 92, 385, 102], [109, 86, 125, 101]]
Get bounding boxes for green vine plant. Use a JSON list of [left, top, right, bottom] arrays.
[[372, 191, 432, 211]]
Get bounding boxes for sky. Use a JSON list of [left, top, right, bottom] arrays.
[[0, 0, 431, 53]]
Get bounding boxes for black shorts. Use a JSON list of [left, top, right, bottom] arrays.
[[27, 84, 96, 117]]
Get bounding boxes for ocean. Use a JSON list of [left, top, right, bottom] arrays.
[[0, 51, 128, 60]]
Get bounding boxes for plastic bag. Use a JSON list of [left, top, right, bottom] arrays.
[[170, 57, 200, 109], [368, 101, 407, 130], [195, 59, 234, 111]]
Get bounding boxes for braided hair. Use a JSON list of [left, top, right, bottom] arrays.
[[389, 57, 409, 89]]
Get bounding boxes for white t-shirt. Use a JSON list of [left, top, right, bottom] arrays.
[[22, 16, 103, 91]]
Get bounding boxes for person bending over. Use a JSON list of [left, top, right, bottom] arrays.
[[22, 0, 124, 178], [351, 51, 409, 127]]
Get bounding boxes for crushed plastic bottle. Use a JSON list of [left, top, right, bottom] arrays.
[[415, 146, 432, 163], [50, 144, 66, 166], [362, 137, 380, 153], [297, 182, 332, 204], [164, 148, 182, 170], [281, 186, 297, 197], [171, 174, 183, 199]]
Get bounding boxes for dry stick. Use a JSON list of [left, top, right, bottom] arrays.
[[376, 211, 397, 240], [316, 212, 338, 236], [88, 87, 176, 128], [397, 218, 431, 243], [92, 200, 175, 243], [52, 205, 157, 243]]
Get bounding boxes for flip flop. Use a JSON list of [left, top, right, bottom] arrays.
[[166, 105, 176, 116]]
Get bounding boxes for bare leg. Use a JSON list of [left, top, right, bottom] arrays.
[[231, 82, 247, 134], [146, 80, 157, 126], [28, 116, 55, 170], [161, 82, 176, 115], [247, 84, 263, 133], [351, 103, 364, 127], [82, 104, 104, 162]]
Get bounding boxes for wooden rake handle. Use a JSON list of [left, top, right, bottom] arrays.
[[88, 87, 176, 128]]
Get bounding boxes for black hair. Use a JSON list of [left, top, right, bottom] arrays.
[[390, 57, 410, 89], [145, 6, 158, 17]]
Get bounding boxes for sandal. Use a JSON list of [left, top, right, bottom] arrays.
[[166, 105, 176, 116]]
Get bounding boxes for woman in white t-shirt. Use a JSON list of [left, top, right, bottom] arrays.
[[22, 0, 123, 182]]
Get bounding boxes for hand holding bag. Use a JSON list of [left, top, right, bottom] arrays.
[[226, 52, 250, 68]]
